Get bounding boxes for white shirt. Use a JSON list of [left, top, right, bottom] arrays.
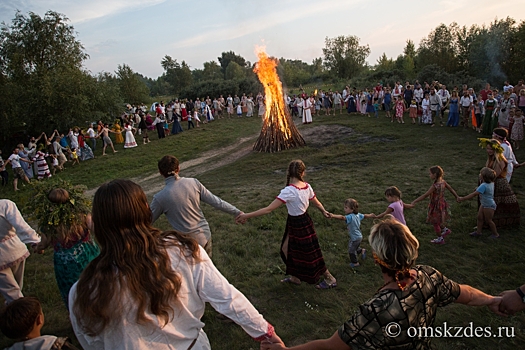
[[69, 245, 271, 350], [501, 142, 518, 182], [460, 96, 473, 107], [414, 88, 424, 101], [276, 183, 315, 216], [438, 89, 450, 102], [8, 154, 21, 168], [87, 128, 96, 138], [0, 199, 40, 271]]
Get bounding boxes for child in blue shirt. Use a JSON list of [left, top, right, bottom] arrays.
[[330, 198, 374, 267], [458, 167, 498, 238], [373, 101, 380, 118]]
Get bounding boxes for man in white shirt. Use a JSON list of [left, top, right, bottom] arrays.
[[459, 90, 473, 128], [428, 90, 443, 126], [438, 85, 450, 120], [86, 123, 97, 151], [0, 199, 40, 302], [4, 148, 32, 191], [333, 91, 342, 115]]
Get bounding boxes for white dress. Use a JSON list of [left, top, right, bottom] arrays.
[[124, 125, 137, 148], [303, 98, 313, 123]]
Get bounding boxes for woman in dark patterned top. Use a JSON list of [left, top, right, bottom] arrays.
[[262, 216, 503, 350]]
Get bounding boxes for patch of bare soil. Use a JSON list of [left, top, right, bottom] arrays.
[[85, 135, 259, 198], [299, 124, 394, 148]]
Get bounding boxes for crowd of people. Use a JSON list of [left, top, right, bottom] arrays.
[[1, 78, 525, 349], [1, 149, 524, 349]]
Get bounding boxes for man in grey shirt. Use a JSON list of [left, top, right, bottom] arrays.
[[150, 155, 242, 257]]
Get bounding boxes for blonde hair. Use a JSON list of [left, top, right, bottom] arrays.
[[344, 198, 359, 214], [480, 167, 496, 183], [369, 216, 419, 277]]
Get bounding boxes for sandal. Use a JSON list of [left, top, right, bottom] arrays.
[[281, 277, 301, 285], [315, 280, 337, 289], [469, 231, 482, 237]]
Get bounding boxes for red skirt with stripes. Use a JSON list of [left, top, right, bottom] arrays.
[[280, 212, 327, 284]]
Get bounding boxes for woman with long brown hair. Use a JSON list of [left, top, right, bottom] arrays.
[[69, 179, 282, 349]]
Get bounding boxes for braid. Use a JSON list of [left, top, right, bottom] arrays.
[[286, 160, 306, 184]]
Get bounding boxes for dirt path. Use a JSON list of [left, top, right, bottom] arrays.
[[85, 135, 259, 198], [84, 124, 359, 198]]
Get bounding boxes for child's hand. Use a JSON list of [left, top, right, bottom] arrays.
[[235, 212, 247, 224], [322, 211, 330, 218], [457, 197, 463, 203]]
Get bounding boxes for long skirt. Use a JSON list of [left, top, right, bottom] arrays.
[[492, 177, 521, 227], [80, 145, 94, 161], [280, 213, 327, 284], [171, 119, 184, 134], [54, 240, 100, 310]]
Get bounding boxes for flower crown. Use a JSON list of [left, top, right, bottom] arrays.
[[24, 179, 91, 238], [478, 138, 504, 154]]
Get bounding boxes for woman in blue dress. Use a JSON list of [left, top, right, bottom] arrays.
[[446, 91, 460, 127], [346, 94, 357, 113]]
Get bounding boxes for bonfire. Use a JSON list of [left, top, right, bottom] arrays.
[[252, 48, 305, 153]]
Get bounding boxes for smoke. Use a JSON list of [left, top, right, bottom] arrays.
[[484, 26, 507, 84]]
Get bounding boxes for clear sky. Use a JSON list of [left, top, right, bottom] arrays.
[[1, 0, 524, 79]]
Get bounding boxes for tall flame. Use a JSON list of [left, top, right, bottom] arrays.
[[252, 46, 305, 152]]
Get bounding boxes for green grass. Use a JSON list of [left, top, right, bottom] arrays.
[[1, 111, 525, 349]]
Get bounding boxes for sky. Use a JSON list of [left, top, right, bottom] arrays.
[[1, 0, 525, 79]]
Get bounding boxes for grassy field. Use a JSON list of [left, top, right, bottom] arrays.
[[1, 110, 525, 349]]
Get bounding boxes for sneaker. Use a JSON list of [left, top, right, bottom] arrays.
[[361, 249, 367, 260], [350, 262, 360, 268], [430, 237, 445, 245], [441, 228, 451, 237]]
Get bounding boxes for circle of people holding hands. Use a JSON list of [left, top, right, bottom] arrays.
[[1, 136, 524, 350]]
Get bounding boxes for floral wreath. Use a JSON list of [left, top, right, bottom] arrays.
[[24, 179, 91, 238], [478, 138, 504, 154]]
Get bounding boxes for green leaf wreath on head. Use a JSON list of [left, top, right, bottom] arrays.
[[478, 138, 504, 154], [24, 178, 91, 240]]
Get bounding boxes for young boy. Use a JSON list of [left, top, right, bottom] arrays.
[[0, 297, 79, 350], [4, 148, 32, 191], [329, 198, 374, 268]]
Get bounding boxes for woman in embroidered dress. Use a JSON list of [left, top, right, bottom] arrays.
[[237, 160, 337, 289], [69, 179, 283, 350], [123, 123, 138, 149], [480, 139, 520, 228], [32, 187, 99, 310], [261, 217, 503, 350]]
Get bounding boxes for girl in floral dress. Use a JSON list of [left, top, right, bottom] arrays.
[[394, 96, 406, 123], [411, 166, 459, 245]]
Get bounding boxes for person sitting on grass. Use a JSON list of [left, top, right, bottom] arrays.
[[329, 198, 374, 268], [0, 297, 79, 350], [261, 216, 504, 350]]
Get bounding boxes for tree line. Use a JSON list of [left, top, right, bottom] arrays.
[[1, 11, 524, 146]]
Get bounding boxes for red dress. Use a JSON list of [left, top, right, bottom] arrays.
[[426, 181, 450, 225]]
